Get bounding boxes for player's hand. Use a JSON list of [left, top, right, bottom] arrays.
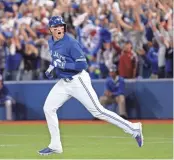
[[45, 71, 54, 79], [53, 59, 65, 69], [104, 90, 113, 97]]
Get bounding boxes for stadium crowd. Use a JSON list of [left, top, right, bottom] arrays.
[[0, 0, 173, 80]]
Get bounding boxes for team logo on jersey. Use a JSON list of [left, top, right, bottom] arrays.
[[51, 51, 66, 63]]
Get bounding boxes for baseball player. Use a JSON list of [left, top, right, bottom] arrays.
[[38, 16, 144, 156]]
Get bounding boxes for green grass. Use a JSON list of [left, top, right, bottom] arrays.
[[0, 123, 173, 159]]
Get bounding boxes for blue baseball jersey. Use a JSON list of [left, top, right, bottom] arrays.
[[48, 33, 88, 79], [105, 76, 125, 97]]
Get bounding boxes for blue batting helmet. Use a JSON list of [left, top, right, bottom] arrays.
[[48, 16, 66, 31]]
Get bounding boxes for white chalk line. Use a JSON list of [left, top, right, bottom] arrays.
[[0, 141, 173, 148], [0, 144, 22, 147], [0, 159, 173, 160], [0, 134, 173, 140]]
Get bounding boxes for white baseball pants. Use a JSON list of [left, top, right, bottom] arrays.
[[43, 70, 140, 152]]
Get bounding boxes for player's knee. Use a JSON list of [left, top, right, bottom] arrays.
[[43, 105, 57, 114], [120, 96, 125, 103], [116, 95, 125, 103], [92, 111, 102, 118], [5, 100, 12, 107], [43, 105, 50, 114]]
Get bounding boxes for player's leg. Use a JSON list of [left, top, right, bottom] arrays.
[[96, 96, 114, 120], [72, 70, 143, 147], [42, 79, 71, 153], [4, 99, 13, 120]]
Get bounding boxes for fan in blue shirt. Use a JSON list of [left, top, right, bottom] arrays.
[[100, 65, 127, 119]]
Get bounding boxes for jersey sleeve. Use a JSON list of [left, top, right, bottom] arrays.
[[70, 41, 87, 62], [64, 41, 88, 71]]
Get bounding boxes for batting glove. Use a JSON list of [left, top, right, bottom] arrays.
[[45, 71, 53, 79], [45, 65, 54, 79]]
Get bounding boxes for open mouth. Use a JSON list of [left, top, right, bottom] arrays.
[[58, 32, 61, 34]]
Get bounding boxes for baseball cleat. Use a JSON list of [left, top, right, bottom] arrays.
[[135, 122, 144, 147], [38, 147, 62, 155]]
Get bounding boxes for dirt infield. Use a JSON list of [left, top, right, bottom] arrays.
[[0, 119, 173, 125]]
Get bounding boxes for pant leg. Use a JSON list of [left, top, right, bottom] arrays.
[[5, 100, 13, 120], [115, 95, 128, 118], [43, 79, 71, 151], [71, 71, 140, 137]]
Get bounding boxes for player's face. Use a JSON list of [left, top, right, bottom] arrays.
[[49, 25, 65, 41]]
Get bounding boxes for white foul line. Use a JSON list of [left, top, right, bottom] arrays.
[[0, 134, 173, 140]]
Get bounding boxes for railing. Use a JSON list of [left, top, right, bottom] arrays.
[[0, 79, 173, 120]]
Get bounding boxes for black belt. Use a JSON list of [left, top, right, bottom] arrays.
[[63, 71, 82, 82], [63, 77, 73, 82], [59, 69, 81, 74]]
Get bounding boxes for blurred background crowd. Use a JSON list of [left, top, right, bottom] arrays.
[[0, 0, 173, 80]]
